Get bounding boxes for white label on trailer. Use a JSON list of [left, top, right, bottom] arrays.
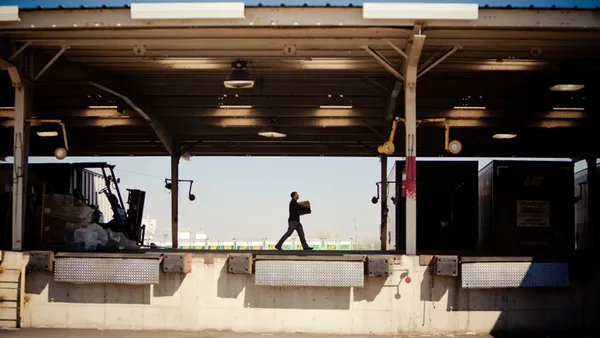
[[516, 200, 550, 227]]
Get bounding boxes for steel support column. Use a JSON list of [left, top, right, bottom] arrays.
[[12, 78, 32, 250], [404, 29, 426, 256], [586, 157, 598, 252], [171, 152, 180, 249], [380, 156, 388, 250]]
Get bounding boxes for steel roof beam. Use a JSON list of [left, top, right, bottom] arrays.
[[38, 84, 393, 97], [35, 97, 389, 109], [48, 140, 595, 158], [417, 45, 461, 79], [9, 41, 31, 61], [363, 45, 404, 80], [1, 8, 599, 29], [4, 29, 599, 44], [384, 39, 408, 59], [2, 116, 590, 129], [34, 45, 69, 81], [63, 134, 383, 143], [88, 81, 176, 156], [3, 106, 596, 121]]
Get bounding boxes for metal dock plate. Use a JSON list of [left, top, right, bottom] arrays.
[[255, 260, 364, 287], [54, 257, 160, 284], [461, 262, 569, 289]]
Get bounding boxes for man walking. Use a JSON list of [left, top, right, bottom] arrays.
[[275, 191, 313, 250]]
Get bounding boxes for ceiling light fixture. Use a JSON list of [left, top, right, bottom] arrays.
[[553, 107, 585, 111], [453, 106, 486, 110], [319, 105, 353, 109], [550, 84, 585, 92], [37, 131, 59, 137], [258, 118, 286, 138], [219, 105, 252, 109], [493, 133, 517, 139], [224, 61, 255, 89], [89, 105, 118, 109]]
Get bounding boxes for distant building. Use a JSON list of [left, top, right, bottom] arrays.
[[151, 229, 353, 250], [142, 217, 157, 243]]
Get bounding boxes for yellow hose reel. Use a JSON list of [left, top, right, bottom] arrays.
[[378, 117, 462, 155], [28, 119, 70, 160], [377, 117, 400, 155]]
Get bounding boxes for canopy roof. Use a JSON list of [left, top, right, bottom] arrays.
[[1, 4, 599, 157]]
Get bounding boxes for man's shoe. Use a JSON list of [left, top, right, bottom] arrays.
[[274, 246, 282, 250], [303, 247, 313, 250]]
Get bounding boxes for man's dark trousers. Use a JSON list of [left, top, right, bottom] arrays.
[[275, 221, 310, 249]]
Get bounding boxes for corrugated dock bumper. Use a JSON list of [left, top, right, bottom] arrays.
[[254, 255, 365, 287], [54, 252, 162, 285]]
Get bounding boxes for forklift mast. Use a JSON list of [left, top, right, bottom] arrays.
[[98, 165, 147, 244]]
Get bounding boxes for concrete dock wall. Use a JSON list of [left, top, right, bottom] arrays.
[[9, 252, 598, 334]]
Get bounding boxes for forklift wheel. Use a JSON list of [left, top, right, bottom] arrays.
[[54, 147, 68, 160]]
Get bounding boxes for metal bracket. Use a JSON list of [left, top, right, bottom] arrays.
[[34, 45, 69, 81], [227, 253, 253, 274], [0, 58, 22, 88], [384, 39, 408, 59], [366, 256, 390, 277], [27, 251, 54, 272], [89, 81, 176, 157], [162, 253, 192, 273], [360, 119, 384, 138], [9, 41, 32, 61], [360, 76, 391, 95], [417, 45, 461, 79], [362, 45, 404, 81], [435, 255, 458, 277]]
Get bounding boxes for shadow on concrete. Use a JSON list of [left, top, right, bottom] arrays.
[[216, 263, 246, 299], [25, 270, 51, 295], [353, 276, 387, 302], [25, 270, 152, 304], [418, 258, 594, 336], [153, 271, 186, 298], [216, 262, 361, 309], [243, 275, 352, 310], [48, 281, 151, 304], [216, 264, 353, 309]]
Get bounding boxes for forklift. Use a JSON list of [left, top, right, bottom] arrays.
[[93, 164, 147, 246], [0, 162, 147, 250]]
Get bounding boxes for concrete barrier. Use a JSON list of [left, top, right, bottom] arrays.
[[12, 252, 598, 334]]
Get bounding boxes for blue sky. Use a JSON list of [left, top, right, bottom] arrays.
[[1, 0, 599, 8], [17, 156, 582, 244], [26, 156, 383, 242]]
